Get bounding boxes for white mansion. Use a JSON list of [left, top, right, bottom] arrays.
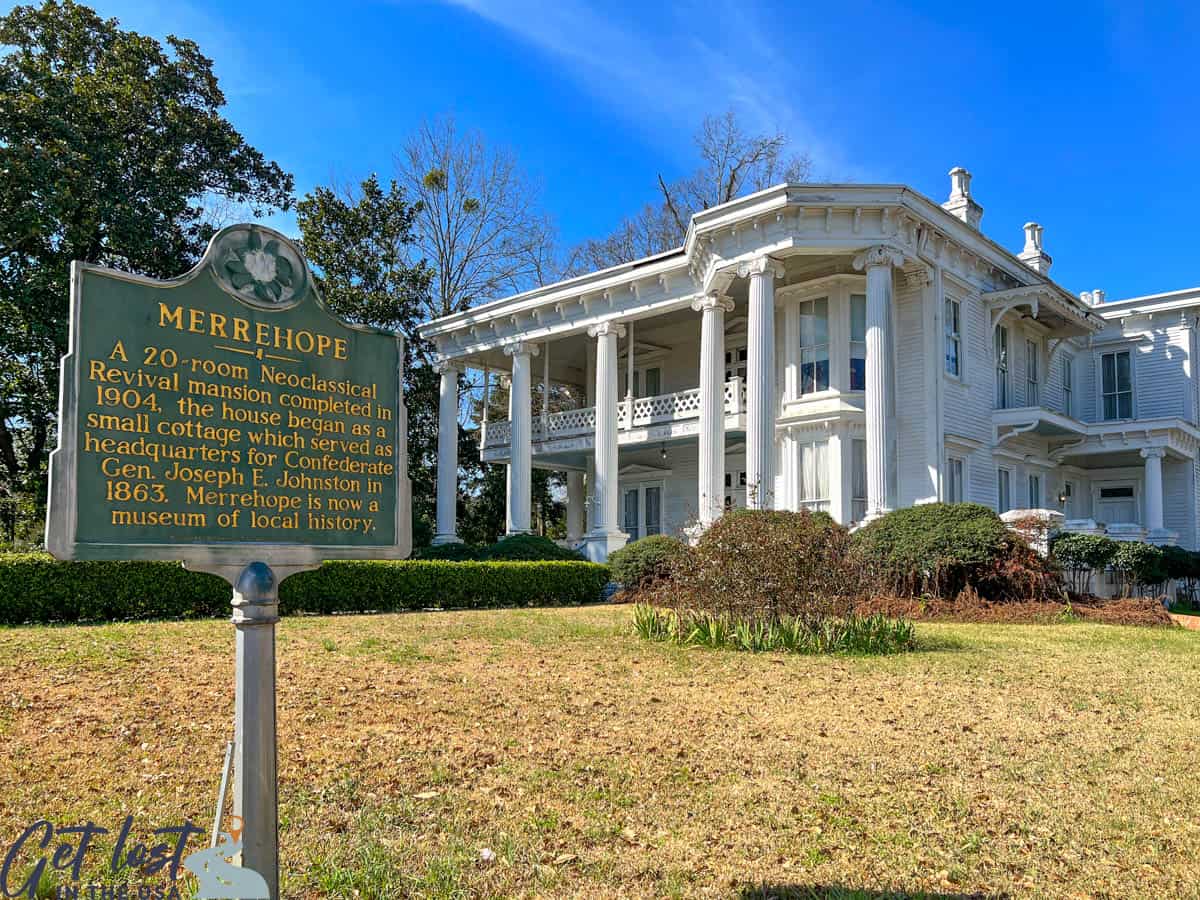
[[418, 169, 1200, 562]]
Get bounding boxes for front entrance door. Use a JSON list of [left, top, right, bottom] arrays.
[[622, 482, 663, 541], [1096, 484, 1137, 524]]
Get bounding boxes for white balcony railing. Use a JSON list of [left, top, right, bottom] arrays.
[[482, 377, 746, 450]]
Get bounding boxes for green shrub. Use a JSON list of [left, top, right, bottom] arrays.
[[480, 533, 585, 561], [1110, 542, 1168, 598], [1160, 545, 1198, 582], [415, 542, 485, 561], [1051, 533, 1118, 595], [280, 560, 608, 613], [606, 535, 687, 591], [632, 604, 914, 655], [852, 503, 1060, 601], [0, 552, 609, 624], [0, 553, 228, 624]]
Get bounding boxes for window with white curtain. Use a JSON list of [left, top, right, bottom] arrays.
[[798, 297, 829, 394], [944, 298, 961, 377], [1062, 355, 1074, 416], [849, 294, 866, 390], [795, 439, 829, 511], [851, 438, 868, 522], [1025, 339, 1039, 406], [1101, 350, 1133, 420], [947, 456, 965, 503], [995, 326, 1010, 409]]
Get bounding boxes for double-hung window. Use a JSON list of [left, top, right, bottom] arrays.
[[947, 456, 965, 503], [798, 297, 829, 394], [1028, 474, 1042, 509], [1101, 350, 1133, 420], [997, 468, 1012, 513], [1025, 339, 1039, 406], [851, 439, 868, 522], [795, 440, 830, 511], [1062, 355, 1074, 417], [849, 294, 867, 390], [995, 326, 1010, 409], [944, 299, 961, 377]]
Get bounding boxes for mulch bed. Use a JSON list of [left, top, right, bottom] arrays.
[[616, 585, 1176, 627], [853, 594, 1175, 626]]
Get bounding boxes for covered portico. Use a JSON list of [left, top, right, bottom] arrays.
[[1050, 419, 1200, 545]]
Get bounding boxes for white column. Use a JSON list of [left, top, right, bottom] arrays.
[[481, 367, 490, 425], [432, 362, 461, 544], [504, 342, 538, 534], [584, 321, 628, 562], [626, 320, 635, 399], [693, 292, 734, 525], [541, 341, 550, 426], [854, 245, 905, 519], [566, 470, 586, 542], [1142, 447, 1166, 533], [740, 256, 785, 508]]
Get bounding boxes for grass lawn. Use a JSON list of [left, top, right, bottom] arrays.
[[1, 605, 1198, 898]]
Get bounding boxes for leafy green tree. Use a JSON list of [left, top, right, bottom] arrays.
[[0, 0, 293, 531], [295, 175, 463, 544]]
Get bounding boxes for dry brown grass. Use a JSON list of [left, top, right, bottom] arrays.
[[1, 605, 1198, 898]]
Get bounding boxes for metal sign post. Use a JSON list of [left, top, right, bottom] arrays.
[[45, 224, 412, 898], [233, 562, 281, 897]]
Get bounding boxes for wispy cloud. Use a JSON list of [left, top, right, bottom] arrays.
[[444, 0, 856, 177]]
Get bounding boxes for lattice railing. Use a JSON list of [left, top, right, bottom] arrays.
[[538, 406, 596, 439], [482, 421, 511, 448], [482, 377, 746, 448]]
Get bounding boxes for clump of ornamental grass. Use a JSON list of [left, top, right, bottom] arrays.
[[633, 604, 915, 655]]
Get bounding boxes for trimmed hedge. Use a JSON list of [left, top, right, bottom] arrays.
[[279, 560, 608, 614], [606, 535, 687, 590], [414, 533, 585, 562], [480, 534, 585, 561], [0, 553, 610, 625], [0, 553, 228, 624]]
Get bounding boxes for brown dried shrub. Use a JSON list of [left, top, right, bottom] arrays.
[[655, 509, 872, 627]]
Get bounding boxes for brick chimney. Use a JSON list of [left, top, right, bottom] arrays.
[[942, 167, 983, 228], [1018, 222, 1053, 274]]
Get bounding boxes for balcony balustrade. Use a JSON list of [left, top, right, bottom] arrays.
[[482, 377, 746, 451]]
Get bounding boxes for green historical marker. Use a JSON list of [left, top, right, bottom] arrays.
[[46, 224, 412, 899], [48, 223, 410, 561]]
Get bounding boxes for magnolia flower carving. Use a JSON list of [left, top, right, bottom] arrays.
[[224, 227, 295, 303]]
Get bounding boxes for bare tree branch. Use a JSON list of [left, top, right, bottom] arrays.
[[572, 109, 812, 273], [398, 116, 557, 318]]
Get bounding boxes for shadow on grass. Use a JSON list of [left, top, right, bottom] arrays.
[[910, 632, 971, 653], [739, 886, 1008, 900]]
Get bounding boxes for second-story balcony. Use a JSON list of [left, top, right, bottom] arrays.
[[480, 377, 747, 461]]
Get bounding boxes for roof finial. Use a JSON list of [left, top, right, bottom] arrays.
[[1018, 222, 1052, 274], [942, 167, 983, 229]]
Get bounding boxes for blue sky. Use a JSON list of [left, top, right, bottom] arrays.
[[37, 0, 1200, 301]]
